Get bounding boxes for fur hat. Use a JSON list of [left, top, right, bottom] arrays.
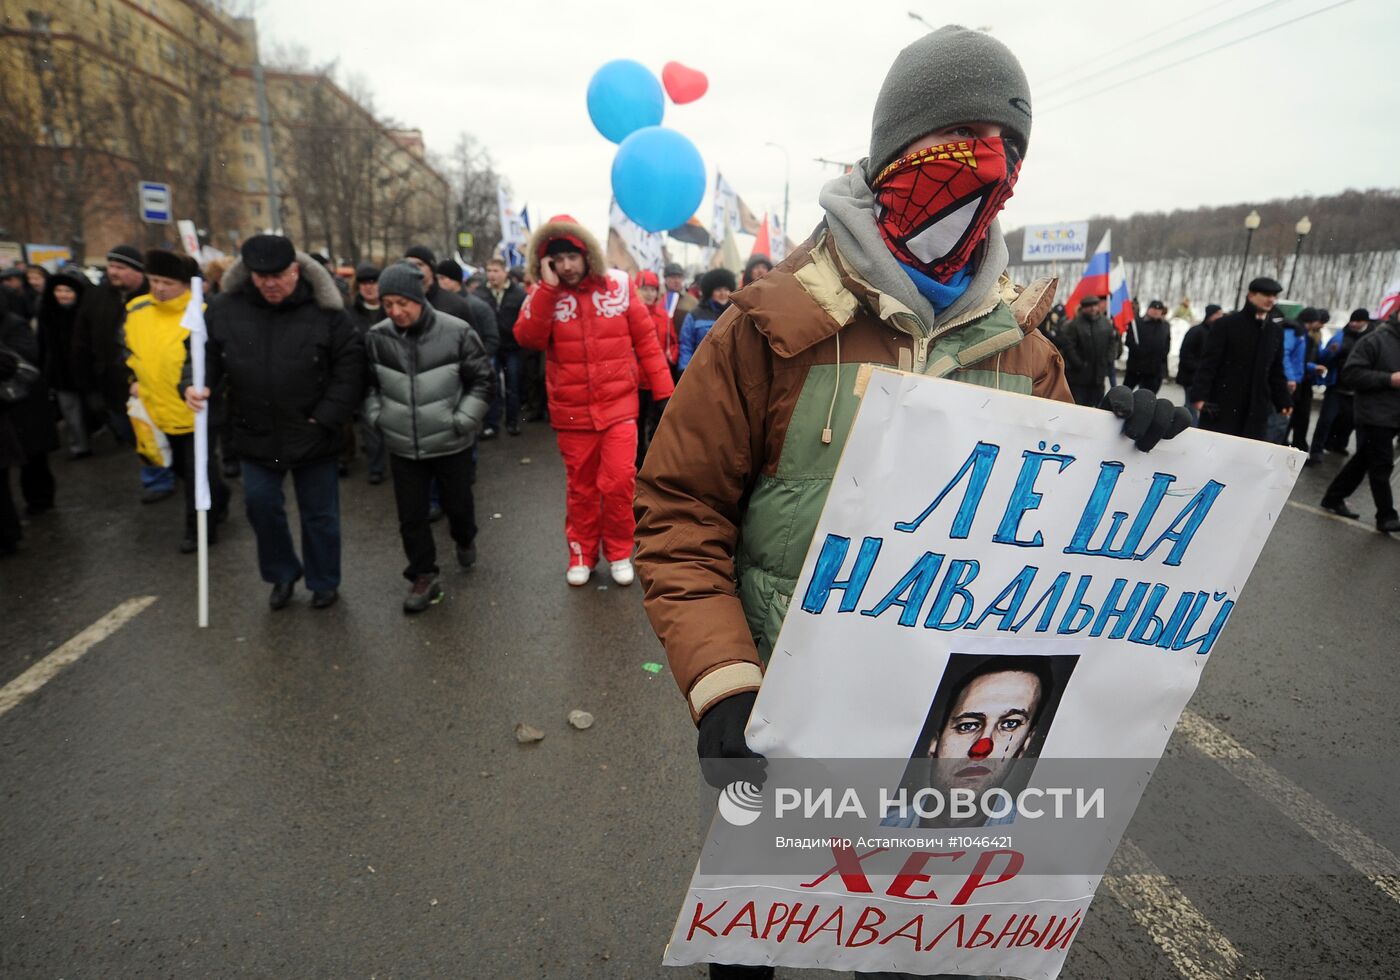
[[700, 268, 737, 299], [144, 249, 197, 282]]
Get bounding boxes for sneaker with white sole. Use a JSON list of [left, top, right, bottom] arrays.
[[609, 558, 635, 586], [567, 542, 592, 586]]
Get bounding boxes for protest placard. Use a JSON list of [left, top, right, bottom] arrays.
[[666, 367, 1302, 977]]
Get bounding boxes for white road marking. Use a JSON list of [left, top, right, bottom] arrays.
[[1286, 500, 1396, 538], [1105, 838, 1263, 980], [0, 596, 157, 718], [1176, 710, 1400, 906]]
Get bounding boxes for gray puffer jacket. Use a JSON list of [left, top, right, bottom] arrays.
[[363, 305, 493, 459]]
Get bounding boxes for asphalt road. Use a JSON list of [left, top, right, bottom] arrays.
[[2, 393, 1397, 979]]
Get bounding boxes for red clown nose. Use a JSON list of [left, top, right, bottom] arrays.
[[969, 737, 994, 759]]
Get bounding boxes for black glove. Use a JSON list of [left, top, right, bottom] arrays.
[[1101, 386, 1192, 452], [696, 690, 767, 790]]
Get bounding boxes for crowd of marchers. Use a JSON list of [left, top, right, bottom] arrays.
[[0, 226, 774, 612], [1042, 281, 1400, 533]]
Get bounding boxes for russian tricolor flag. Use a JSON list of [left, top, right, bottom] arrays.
[[1109, 258, 1134, 332], [1065, 230, 1112, 319]]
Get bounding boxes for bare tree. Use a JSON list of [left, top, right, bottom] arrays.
[[0, 12, 122, 255], [445, 134, 509, 265]]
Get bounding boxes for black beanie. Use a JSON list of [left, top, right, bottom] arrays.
[[700, 268, 737, 299], [107, 244, 145, 272], [1350, 308, 1371, 322], [435, 259, 462, 281], [144, 249, 197, 283], [405, 245, 437, 268]]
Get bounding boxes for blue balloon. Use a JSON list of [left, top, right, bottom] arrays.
[[586, 60, 664, 144], [611, 126, 706, 233]]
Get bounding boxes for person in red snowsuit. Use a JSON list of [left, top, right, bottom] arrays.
[[513, 215, 675, 587]]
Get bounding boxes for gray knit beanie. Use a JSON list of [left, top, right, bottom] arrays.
[[378, 262, 426, 304], [868, 25, 1032, 178]]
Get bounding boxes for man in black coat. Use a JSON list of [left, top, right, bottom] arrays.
[[183, 235, 365, 610], [1176, 303, 1222, 422], [1320, 313, 1400, 532], [481, 257, 528, 437], [71, 245, 179, 500], [1124, 299, 1172, 392], [349, 264, 387, 483], [1061, 295, 1118, 406], [0, 310, 59, 553], [1188, 277, 1292, 441], [402, 247, 498, 358]]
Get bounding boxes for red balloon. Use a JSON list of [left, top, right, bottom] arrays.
[[662, 61, 709, 104]]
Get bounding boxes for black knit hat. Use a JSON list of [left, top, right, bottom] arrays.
[[144, 249, 197, 283], [1204, 303, 1222, 317], [404, 245, 437, 268], [435, 259, 462, 282], [1349, 308, 1371, 322], [106, 244, 145, 272], [699, 267, 737, 299], [241, 234, 296, 274], [1298, 307, 1322, 324]]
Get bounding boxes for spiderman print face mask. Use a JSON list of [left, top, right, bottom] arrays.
[[872, 136, 1023, 283]]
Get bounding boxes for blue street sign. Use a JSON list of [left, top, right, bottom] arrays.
[[139, 181, 172, 224]]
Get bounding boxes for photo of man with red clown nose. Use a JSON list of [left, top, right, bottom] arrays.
[[885, 654, 1077, 831]]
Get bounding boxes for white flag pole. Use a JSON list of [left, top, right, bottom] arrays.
[[183, 277, 210, 628]]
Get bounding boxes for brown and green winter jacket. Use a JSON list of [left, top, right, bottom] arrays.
[[635, 229, 1073, 723]]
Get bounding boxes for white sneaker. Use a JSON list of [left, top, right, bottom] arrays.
[[609, 558, 635, 586], [566, 542, 591, 587]]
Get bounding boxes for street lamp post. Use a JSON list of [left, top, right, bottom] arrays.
[[763, 141, 790, 253], [1234, 209, 1261, 309], [1286, 215, 1312, 297]]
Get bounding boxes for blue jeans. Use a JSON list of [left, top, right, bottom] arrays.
[[241, 458, 342, 592], [484, 349, 523, 430]]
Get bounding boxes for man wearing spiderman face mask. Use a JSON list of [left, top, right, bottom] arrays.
[[636, 29, 1189, 978]]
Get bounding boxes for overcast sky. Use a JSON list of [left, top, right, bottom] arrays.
[[254, 0, 1400, 254]]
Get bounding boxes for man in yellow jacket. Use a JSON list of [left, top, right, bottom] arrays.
[[125, 249, 228, 552]]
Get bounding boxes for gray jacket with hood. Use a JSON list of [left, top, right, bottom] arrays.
[[363, 304, 493, 460]]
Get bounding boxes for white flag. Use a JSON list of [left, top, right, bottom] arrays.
[[181, 277, 210, 512]]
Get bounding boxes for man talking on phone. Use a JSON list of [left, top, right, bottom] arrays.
[[513, 215, 675, 587]]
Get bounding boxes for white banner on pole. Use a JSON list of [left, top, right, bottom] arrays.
[[609, 199, 665, 274], [497, 188, 528, 265], [183, 277, 209, 512], [1021, 222, 1090, 262], [182, 277, 210, 628], [665, 368, 1302, 976]]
